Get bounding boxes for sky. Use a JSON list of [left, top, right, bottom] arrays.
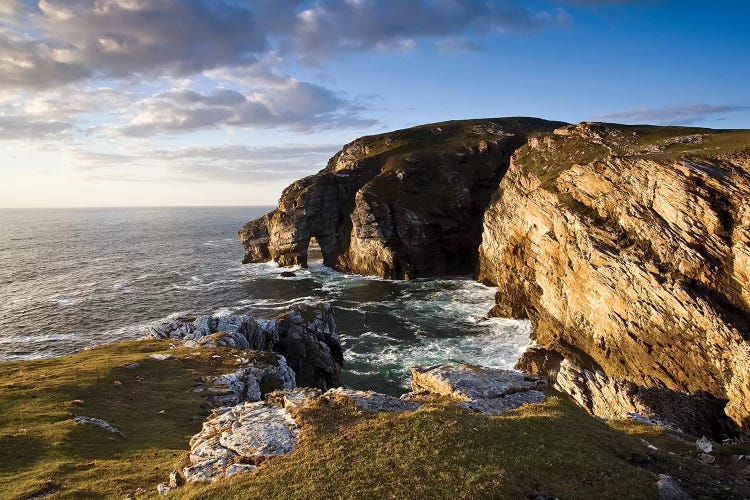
[[0, 0, 748, 208]]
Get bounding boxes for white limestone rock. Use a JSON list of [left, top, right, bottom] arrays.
[[410, 364, 547, 415], [182, 401, 300, 484]]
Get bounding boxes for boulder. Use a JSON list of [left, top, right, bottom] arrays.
[[410, 364, 547, 415], [656, 475, 692, 500]]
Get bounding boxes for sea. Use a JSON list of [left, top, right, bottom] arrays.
[[0, 206, 530, 394]]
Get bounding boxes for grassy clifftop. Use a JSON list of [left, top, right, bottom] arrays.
[[2, 341, 747, 499]]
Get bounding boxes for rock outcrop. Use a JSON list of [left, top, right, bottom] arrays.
[[197, 355, 296, 407], [409, 364, 547, 415], [240, 118, 565, 278], [178, 400, 302, 486], [477, 122, 750, 434], [150, 303, 343, 390], [161, 386, 421, 492], [324, 387, 421, 412]]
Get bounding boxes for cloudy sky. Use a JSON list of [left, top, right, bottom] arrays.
[[1, 0, 748, 208]]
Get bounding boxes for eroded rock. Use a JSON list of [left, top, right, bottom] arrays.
[[478, 122, 750, 434], [149, 303, 343, 390], [239, 118, 564, 278], [410, 364, 547, 415], [183, 401, 300, 484], [197, 355, 296, 407]]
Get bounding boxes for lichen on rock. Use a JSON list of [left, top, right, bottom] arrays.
[[410, 364, 547, 415]]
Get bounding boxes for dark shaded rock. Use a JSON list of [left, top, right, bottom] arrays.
[[271, 303, 343, 390], [149, 303, 343, 390], [518, 347, 739, 440], [239, 117, 565, 279], [657, 475, 692, 500], [279, 271, 297, 277]]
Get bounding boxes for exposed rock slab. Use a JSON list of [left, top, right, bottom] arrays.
[[478, 122, 750, 433], [324, 387, 420, 412], [150, 303, 343, 390], [182, 401, 300, 484], [410, 364, 547, 415], [239, 118, 565, 278]]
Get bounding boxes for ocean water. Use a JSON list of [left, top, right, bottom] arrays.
[[0, 206, 530, 394]]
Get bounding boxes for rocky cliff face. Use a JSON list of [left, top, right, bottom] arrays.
[[477, 122, 750, 434], [240, 117, 564, 278]]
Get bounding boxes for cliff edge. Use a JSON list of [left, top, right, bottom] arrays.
[[240, 117, 565, 278], [477, 122, 750, 434]]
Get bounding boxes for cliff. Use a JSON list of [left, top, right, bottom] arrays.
[[240, 117, 565, 278], [240, 118, 750, 436], [477, 122, 750, 433]]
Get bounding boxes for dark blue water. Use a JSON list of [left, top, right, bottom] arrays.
[[0, 207, 529, 393]]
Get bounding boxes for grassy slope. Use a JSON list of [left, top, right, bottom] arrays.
[[518, 125, 750, 188], [0, 341, 273, 499], [5, 341, 747, 500], [182, 395, 657, 500]]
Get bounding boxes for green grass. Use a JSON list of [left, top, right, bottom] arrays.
[[0, 340, 268, 499], [181, 394, 657, 500], [2, 341, 746, 499]]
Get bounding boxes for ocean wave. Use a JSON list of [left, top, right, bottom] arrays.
[[342, 319, 531, 388]]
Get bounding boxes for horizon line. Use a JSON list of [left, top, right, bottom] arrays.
[[0, 204, 277, 210]]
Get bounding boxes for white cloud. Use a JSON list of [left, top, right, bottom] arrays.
[[121, 82, 375, 136]]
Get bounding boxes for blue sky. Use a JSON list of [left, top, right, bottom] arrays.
[[0, 0, 748, 207]]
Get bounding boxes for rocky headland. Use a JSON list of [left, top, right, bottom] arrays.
[[2, 117, 749, 499], [241, 119, 750, 441], [240, 117, 565, 278]]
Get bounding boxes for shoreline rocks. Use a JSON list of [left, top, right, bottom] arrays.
[[150, 303, 343, 390]]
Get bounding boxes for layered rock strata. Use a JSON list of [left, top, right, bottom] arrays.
[[240, 118, 564, 278], [477, 122, 750, 433], [150, 303, 343, 390]]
